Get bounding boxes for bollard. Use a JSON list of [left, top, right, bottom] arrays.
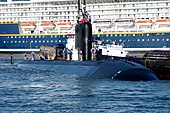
[[11, 53, 13, 64]]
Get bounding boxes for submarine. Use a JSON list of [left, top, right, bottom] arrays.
[[18, 0, 158, 81]]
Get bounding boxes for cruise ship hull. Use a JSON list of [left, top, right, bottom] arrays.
[[0, 22, 169, 51], [0, 32, 170, 51]]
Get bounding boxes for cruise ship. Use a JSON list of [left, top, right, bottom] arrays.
[[0, 0, 170, 52]]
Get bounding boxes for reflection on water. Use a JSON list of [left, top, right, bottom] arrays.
[[0, 63, 170, 112]]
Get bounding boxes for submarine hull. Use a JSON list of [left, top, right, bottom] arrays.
[[18, 60, 158, 81]]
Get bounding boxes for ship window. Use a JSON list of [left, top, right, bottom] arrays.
[[98, 34, 100, 37], [35, 36, 37, 38], [119, 39, 122, 42], [115, 34, 117, 37], [110, 34, 113, 37], [55, 40, 58, 42], [15, 41, 17, 43], [43, 40, 45, 43], [161, 33, 165, 35], [15, 36, 17, 38], [47, 40, 49, 43], [157, 39, 160, 41], [128, 39, 131, 41], [142, 39, 145, 41], [10, 41, 13, 43], [51, 40, 53, 43], [106, 40, 109, 42], [106, 34, 108, 37], [63, 35, 65, 37], [31, 41, 33, 43], [55, 36, 57, 37], [162, 39, 165, 41], [156, 33, 160, 35], [147, 39, 150, 41], [142, 34, 144, 36], [18, 41, 21, 43], [43, 36, 45, 38], [124, 34, 126, 36], [147, 34, 149, 36], [22, 41, 25, 43], [35, 41, 37, 43], [31, 36, 33, 38], [152, 39, 155, 41], [59, 40, 61, 42], [137, 39, 140, 42], [167, 39, 169, 41], [26, 36, 28, 38], [51, 36, 53, 38], [11, 36, 13, 39], [3, 41, 6, 43], [133, 34, 135, 36], [39, 41, 41, 43], [119, 34, 122, 37]]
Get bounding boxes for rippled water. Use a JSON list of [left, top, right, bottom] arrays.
[[0, 62, 170, 113]]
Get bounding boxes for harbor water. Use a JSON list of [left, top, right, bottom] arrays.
[[0, 54, 170, 113]]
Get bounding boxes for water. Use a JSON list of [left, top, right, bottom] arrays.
[[0, 59, 170, 112]]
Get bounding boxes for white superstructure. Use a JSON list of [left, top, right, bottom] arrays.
[[0, 0, 170, 33]]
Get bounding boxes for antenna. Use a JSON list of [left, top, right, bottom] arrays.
[[77, 0, 91, 23]]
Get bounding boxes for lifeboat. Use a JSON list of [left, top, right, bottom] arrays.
[[114, 18, 134, 26], [155, 18, 170, 25], [55, 22, 73, 33], [135, 19, 152, 29], [20, 22, 36, 30], [39, 22, 55, 30], [92, 18, 113, 32], [136, 19, 152, 25], [92, 18, 112, 27]]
